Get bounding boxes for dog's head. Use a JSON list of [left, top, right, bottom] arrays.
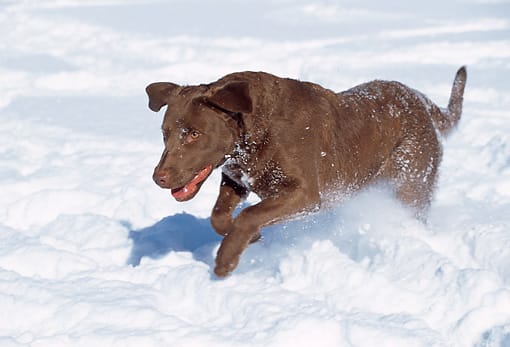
[[146, 79, 252, 201]]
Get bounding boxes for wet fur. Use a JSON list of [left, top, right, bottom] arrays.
[[146, 67, 467, 277]]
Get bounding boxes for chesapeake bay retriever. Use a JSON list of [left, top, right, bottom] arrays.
[[146, 66, 467, 277]]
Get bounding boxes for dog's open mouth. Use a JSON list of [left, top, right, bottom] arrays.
[[171, 165, 213, 201]]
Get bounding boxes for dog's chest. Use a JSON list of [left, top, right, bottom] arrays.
[[222, 161, 254, 190], [222, 157, 289, 199]]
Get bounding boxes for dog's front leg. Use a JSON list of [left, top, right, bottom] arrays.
[[210, 173, 249, 237], [214, 187, 319, 277]]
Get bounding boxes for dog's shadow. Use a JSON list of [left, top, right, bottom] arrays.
[[126, 213, 222, 267], [124, 192, 398, 273]]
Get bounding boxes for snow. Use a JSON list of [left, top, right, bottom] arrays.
[[1, 0, 510, 346]]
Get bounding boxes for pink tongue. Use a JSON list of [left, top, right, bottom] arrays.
[[171, 165, 212, 201]]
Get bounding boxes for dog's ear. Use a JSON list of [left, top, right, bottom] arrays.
[[207, 81, 252, 114], [145, 82, 180, 112]]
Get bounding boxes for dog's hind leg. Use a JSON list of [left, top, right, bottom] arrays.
[[381, 129, 442, 220]]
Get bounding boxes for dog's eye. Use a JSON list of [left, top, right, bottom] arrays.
[[185, 129, 201, 143], [191, 130, 201, 139]]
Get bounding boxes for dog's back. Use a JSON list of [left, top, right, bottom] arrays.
[[316, 67, 467, 215]]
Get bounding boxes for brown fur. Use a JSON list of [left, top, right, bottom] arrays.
[[146, 67, 467, 277]]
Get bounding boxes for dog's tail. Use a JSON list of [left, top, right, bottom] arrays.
[[433, 66, 467, 137]]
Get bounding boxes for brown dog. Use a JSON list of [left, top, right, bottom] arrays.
[[146, 67, 466, 277]]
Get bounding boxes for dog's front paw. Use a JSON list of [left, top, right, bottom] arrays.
[[214, 252, 241, 277], [214, 260, 238, 278], [214, 238, 244, 277]]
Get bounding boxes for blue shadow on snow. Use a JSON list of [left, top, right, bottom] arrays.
[[127, 213, 222, 266]]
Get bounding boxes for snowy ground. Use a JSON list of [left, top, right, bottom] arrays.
[[1, 0, 510, 346]]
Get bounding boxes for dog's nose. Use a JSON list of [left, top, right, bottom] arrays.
[[153, 169, 170, 187]]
